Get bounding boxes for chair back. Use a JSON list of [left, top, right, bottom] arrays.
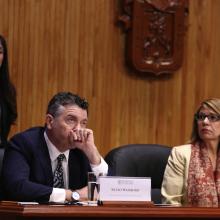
[[105, 144, 171, 203]]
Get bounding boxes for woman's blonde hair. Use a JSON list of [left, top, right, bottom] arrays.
[[190, 98, 220, 143]]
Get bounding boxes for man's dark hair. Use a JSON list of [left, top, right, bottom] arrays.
[[47, 92, 89, 117]]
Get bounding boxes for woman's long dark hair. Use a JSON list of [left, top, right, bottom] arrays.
[[0, 35, 17, 124]]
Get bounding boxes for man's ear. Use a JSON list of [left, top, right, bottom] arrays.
[[45, 114, 54, 129]]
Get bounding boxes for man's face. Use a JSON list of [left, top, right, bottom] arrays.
[[0, 42, 3, 67], [46, 104, 88, 150]]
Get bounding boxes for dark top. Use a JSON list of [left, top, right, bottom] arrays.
[[0, 100, 14, 148], [1, 127, 92, 202]]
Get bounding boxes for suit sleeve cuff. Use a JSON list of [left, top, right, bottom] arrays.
[[90, 157, 108, 175]]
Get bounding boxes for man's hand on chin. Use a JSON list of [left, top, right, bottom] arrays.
[[68, 129, 102, 165]]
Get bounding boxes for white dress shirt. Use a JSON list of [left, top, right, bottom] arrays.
[[44, 132, 108, 203]]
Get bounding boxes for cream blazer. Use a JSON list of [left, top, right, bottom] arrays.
[[161, 144, 191, 205]]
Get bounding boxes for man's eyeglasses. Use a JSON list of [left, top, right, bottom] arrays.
[[195, 113, 220, 122]]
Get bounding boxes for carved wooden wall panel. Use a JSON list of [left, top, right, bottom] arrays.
[[119, 0, 188, 75]]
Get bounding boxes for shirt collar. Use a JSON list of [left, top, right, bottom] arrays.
[[44, 131, 70, 162]]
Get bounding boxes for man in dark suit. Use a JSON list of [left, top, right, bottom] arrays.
[[2, 92, 108, 203]]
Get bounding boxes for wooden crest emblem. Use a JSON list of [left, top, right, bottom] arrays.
[[118, 0, 188, 75]]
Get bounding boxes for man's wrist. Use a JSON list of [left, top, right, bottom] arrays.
[[87, 148, 102, 165], [65, 190, 80, 202], [72, 191, 80, 201], [65, 189, 73, 202]]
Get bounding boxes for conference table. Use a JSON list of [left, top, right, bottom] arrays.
[[1, 201, 220, 220]]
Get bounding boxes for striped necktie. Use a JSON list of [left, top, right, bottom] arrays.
[[53, 154, 65, 188]]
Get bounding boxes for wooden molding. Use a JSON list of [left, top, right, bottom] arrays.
[[118, 0, 189, 75], [98, 201, 154, 207]]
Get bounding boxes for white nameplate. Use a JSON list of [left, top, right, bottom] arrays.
[[99, 176, 151, 201]]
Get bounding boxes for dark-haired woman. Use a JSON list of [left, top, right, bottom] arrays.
[[0, 35, 17, 148]]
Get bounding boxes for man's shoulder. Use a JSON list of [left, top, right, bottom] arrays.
[[12, 126, 45, 137], [10, 127, 45, 144], [8, 127, 47, 154]]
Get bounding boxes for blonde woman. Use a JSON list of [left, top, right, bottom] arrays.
[[162, 98, 220, 207]]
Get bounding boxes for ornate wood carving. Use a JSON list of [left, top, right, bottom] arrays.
[[118, 0, 188, 75]]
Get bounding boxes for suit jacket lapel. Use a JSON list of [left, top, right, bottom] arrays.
[[37, 130, 54, 186], [68, 151, 78, 189], [68, 149, 91, 190]]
